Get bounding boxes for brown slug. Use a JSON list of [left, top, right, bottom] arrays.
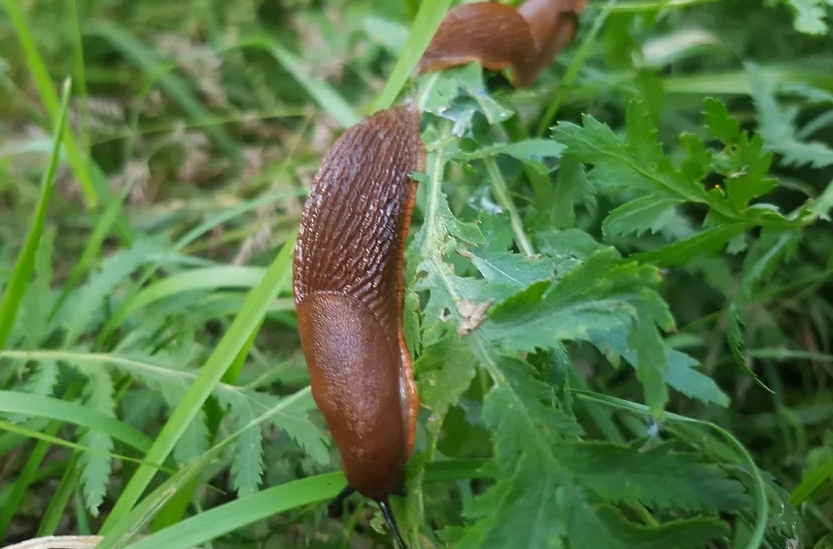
[[415, 0, 589, 88], [292, 104, 425, 549], [292, 3, 587, 546]]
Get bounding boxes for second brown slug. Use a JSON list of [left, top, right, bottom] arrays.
[[292, 105, 425, 549], [415, 0, 589, 88]]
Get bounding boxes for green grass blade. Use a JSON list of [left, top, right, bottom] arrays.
[[116, 266, 267, 321], [122, 475, 343, 549], [38, 454, 81, 536], [99, 231, 298, 534], [68, 0, 88, 153], [790, 455, 833, 505], [0, 77, 71, 353], [0, 2, 98, 206], [0, 421, 60, 539], [371, 0, 453, 112], [0, 390, 152, 452], [0, 419, 171, 472], [115, 458, 491, 549]]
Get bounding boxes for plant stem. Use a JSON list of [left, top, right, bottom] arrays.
[[483, 158, 535, 257], [609, 0, 723, 11]]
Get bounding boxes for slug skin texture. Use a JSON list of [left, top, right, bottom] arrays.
[[415, 0, 589, 88], [293, 105, 425, 502]]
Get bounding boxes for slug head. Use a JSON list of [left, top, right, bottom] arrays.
[[297, 293, 410, 500]]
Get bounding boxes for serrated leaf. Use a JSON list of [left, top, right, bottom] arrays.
[[418, 64, 513, 128], [482, 249, 664, 356], [455, 353, 581, 549], [556, 442, 748, 512], [61, 237, 168, 344], [603, 193, 683, 237], [704, 98, 740, 144], [408, 152, 487, 344], [628, 313, 669, 413], [588, 327, 730, 407], [456, 467, 569, 549], [568, 501, 729, 549], [469, 247, 580, 298], [77, 367, 115, 516], [555, 97, 792, 266], [551, 156, 596, 228], [23, 359, 58, 397], [416, 334, 477, 417], [535, 229, 608, 260], [774, 0, 833, 34], [222, 393, 263, 495], [173, 410, 209, 466], [104, 351, 329, 473], [13, 225, 56, 349], [748, 63, 833, 170], [724, 229, 799, 393], [634, 223, 750, 267], [477, 247, 674, 412]]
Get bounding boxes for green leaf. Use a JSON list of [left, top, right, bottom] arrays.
[[603, 193, 683, 237], [633, 223, 751, 267], [556, 442, 748, 513], [467, 247, 580, 302], [77, 367, 116, 515], [221, 392, 263, 495], [407, 147, 486, 344], [60, 237, 168, 346], [554, 97, 794, 267], [21, 359, 59, 397], [748, 63, 833, 169], [587, 328, 730, 407], [481, 248, 675, 412], [770, 0, 833, 35], [483, 250, 636, 349], [551, 157, 597, 229], [568, 502, 728, 549], [13, 225, 56, 349], [415, 336, 477, 418], [455, 354, 581, 549], [703, 97, 740, 143], [0, 388, 152, 452], [418, 64, 514, 126]]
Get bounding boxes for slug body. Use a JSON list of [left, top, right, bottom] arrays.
[[415, 0, 588, 87], [292, 105, 425, 546]]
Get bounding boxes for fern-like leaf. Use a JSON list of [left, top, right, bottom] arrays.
[[60, 237, 168, 344], [556, 441, 748, 513], [76, 367, 115, 516], [568, 500, 729, 549], [748, 63, 833, 170]]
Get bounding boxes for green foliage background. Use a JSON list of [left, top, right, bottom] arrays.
[[1, 0, 833, 547]]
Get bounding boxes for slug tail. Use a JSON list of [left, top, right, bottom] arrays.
[[378, 498, 408, 549], [327, 485, 355, 518]]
